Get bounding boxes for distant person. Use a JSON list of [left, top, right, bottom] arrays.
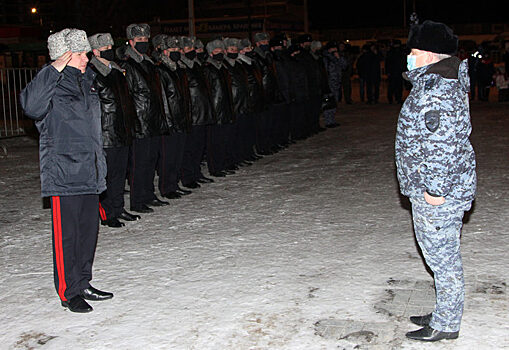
[[356, 45, 370, 102], [366, 44, 382, 104], [338, 42, 353, 104], [20, 28, 113, 313], [493, 67, 509, 102], [385, 39, 405, 104], [396, 20, 476, 342], [322, 41, 346, 127]]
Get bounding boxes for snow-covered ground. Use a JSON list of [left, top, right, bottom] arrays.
[[0, 102, 508, 350]]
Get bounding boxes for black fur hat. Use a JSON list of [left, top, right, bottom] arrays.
[[406, 20, 458, 55]]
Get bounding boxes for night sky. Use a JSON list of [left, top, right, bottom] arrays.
[[308, 1, 506, 29]]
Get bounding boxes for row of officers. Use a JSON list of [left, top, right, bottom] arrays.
[[93, 24, 332, 227]]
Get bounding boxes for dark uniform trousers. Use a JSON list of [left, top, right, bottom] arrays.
[[158, 131, 186, 196], [181, 125, 207, 185], [235, 113, 255, 162], [255, 109, 269, 154], [207, 124, 227, 174], [99, 146, 129, 220], [272, 103, 290, 147], [129, 136, 161, 208], [290, 101, 307, 140], [224, 121, 239, 168], [308, 95, 322, 133], [51, 194, 99, 301]]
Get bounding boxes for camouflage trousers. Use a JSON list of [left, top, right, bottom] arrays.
[[410, 196, 472, 332]]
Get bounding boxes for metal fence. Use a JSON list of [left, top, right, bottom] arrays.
[[1, 68, 38, 138]]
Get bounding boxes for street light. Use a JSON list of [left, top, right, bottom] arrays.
[[31, 7, 37, 14]]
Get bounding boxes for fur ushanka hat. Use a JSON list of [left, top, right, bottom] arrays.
[[126, 23, 151, 40], [88, 33, 114, 50], [48, 28, 91, 60], [406, 20, 458, 55]]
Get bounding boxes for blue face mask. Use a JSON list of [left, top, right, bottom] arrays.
[[407, 55, 417, 71]]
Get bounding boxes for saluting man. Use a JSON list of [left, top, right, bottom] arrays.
[[20, 28, 113, 313]]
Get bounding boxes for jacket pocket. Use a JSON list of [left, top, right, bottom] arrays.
[[54, 151, 95, 187]]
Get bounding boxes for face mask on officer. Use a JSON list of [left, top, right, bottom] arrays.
[[259, 44, 270, 52], [245, 51, 256, 58], [197, 52, 207, 61], [212, 53, 224, 61], [169, 51, 181, 62], [100, 48, 115, 61], [227, 52, 238, 60], [185, 50, 197, 60], [134, 41, 149, 54]]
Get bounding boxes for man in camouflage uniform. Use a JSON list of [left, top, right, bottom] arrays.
[[395, 20, 476, 342]]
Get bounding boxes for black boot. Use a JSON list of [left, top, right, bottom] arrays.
[[118, 209, 140, 221], [131, 204, 154, 213], [406, 326, 459, 342], [101, 218, 125, 228], [61, 295, 93, 313], [80, 286, 114, 301], [410, 313, 432, 326]]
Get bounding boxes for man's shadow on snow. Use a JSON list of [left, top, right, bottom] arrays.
[[396, 188, 476, 277]]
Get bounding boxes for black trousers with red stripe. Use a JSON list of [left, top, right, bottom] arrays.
[[51, 194, 99, 301], [100, 146, 129, 220]]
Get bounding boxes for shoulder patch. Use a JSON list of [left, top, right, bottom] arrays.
[[424, 110, 440, 132], [424, 78, 436, 91]]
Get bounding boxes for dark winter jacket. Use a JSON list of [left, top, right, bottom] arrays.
[[356, 52, 370, 79], [89, 57, 136, 148], [395, 57, 476, 201], [300, 50, 322, 97], [223, 57, 250, 115], [180, 56, 215, 126], [366, 50, 382, 82], [153, 53, 193, 133], [20, 65, 107, 197], [253, 47, 279, 105], [289, 55, 310, 102], [116, 45, 166, 138], [239, 54, 265, 113], [203, 58, 235, 124], [385, 47, 406, 76], [272, 49, 292, 104]]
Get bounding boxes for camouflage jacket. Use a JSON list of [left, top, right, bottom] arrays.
[[395, 57, 476, 201]]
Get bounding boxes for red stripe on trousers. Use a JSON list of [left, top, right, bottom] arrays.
[[99, 203, 107, 221], [52, 196, 67, 301]]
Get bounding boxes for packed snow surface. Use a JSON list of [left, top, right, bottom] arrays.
[[0, 102, 508, 349]]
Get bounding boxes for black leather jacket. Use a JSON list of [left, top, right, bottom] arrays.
[[223, 57, 250, 116], [300, 50, 323, 97], [180, 57, 215, 126], [117, 45, 165, 138], [289, 55, 309, 102], [203, 58, 235, 125], [253, 47, 279, 105], [239, 55, 265, 113], [272, 49, 292, 104], [153, 54, 193, 133], [89, 57, 136, 148]]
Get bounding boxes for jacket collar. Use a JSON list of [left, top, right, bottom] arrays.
[[254, 46, 267, 59], [180, 55, 195, 68], [90, 56, 124, 77], [206, 56, 223, 70], [238, 53, 252, 65], [224, 56, 236, 66], [403, 56, 461, 83]]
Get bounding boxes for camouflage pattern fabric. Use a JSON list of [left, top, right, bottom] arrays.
[[395, 57, 476, 201], [410, 196, 472, 332]]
